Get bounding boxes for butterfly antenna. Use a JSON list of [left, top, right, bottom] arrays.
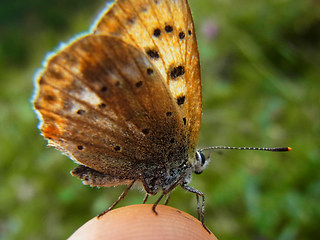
[[199, 146, 292, 152]]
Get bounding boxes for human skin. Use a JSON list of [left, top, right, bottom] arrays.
[[68, 204, 218, 240]]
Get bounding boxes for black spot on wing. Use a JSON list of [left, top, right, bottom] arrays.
[[153, 28, 161, 37], [170, 66, 185, 79], [77, 109, 85, 115], [177, 96, 185, 105], [146, 49, 160, 59], [147, 68, 154, 75], [126, 17, 136, 24], [165, 25, 173, 33], [179, 32, 185, 39], [100, 86, 108, 92], [135, 81, 143, 88], [98, 103, 106, 109], [142, 128, 150, 135]]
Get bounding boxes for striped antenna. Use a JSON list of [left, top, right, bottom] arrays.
[[199, 146, 292, 152]]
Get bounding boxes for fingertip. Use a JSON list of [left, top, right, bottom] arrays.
[[68, 204, 218, 240]]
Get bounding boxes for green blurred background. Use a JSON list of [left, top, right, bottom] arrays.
[[1, 0, 319, 239]]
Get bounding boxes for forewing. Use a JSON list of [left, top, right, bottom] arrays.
[[93, 0, 202, 154], [33, 35, 186, 177]]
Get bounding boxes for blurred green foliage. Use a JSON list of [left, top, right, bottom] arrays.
[[0, 0, 319, 239]]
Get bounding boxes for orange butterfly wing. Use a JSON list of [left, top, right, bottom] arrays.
[[93, 0, 202, 161], [34, 35, 187, 179]]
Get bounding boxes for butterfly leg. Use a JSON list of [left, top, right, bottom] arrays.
[[180, 184, 210, 234], [196, 194, 200, 220], [143, 193, 149, 204], [98, 179, 136, 218], [164, 193, 171, 205], [151, 175, 183, 215], [152, 193, 165, 215]]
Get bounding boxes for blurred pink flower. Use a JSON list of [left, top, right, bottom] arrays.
[[201, 19, 219, 40]]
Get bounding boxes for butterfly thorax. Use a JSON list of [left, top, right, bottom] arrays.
[[141, 149, 209, 194], [138, 140, 196, 194], [141, 160, 193, 194]]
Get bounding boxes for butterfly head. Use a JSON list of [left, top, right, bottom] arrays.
[[193, 150, 210, 175]]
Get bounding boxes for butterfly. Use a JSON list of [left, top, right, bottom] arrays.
[[33, 0, 210, 231]]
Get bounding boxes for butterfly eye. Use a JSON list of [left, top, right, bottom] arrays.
[[199, 152, 206, 166], [194, 151, 208, 175]]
